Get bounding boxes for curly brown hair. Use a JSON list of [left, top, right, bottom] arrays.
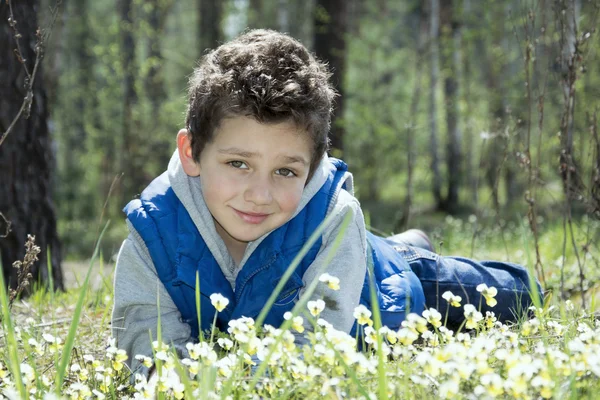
[[185, 29, 337, 175]]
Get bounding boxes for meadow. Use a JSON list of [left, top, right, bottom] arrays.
[[1, 215, 599, 399]]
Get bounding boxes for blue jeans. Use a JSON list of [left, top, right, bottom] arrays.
[[388, 231, 543, 327]]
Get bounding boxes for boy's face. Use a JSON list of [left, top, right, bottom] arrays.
[[179, 116, 313, 253]]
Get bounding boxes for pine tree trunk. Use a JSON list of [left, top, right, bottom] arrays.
[[557, 0, 583, 199], [314, 0, 348, 155], [441, 0, 462, 213], [0, 0, 64, 290], [198, 0, 222, 57], [462, 0, 477, 206], [119, 0, 142, 201], [429, 0, 443, 209]]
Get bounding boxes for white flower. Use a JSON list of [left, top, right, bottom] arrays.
[[319, 273, 340, 290], [217, 338, 234, 350], [442, 291, 462, 307], [307, 299, 326, 316], [422, 308, 442, 328], [476, 284, 498, 307], [463, 304, 484, 329], [210, 293, 230, 312], [353, 305, 372, 326]]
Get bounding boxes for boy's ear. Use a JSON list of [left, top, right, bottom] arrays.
[[177, 129, 202, 177]]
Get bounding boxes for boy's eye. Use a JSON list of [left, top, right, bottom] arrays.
[[228, 160, 248, 169], [275, 168, 296, 177]]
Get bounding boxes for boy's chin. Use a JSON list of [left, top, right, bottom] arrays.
[[230, 229, 268, 243]]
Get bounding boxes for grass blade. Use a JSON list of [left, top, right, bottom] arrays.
[[196, 271, 202, 342], [367, 259, 388, 400], [0, 257, 27, 399], [55, 221, 110, 392]]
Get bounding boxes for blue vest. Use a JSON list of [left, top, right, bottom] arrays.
[[124, 158, 425, 338]]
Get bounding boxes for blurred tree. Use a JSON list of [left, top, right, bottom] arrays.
[[476, 2, 504, 210], [277, 0, 289, 32], [462, 0, 477, 206], [399, 3, 428, 230], [314, 0, 348, 155], [440, 0, 462, 212], [145, 0, 170, 114], [429, 0, 443, 209], [557, 0, 584, 200], [248, 0, 277, 29], [198, 0, 223, 56], [62, 0, 92, 222], [249, 0, 263, 28], [119, 0, 144, 201], [0, 0, 64, 289], [144, 0, 174, 170], [277, 0, 314, 48]]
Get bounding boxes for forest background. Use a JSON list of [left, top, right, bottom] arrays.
[[1, 0, 600, 305]]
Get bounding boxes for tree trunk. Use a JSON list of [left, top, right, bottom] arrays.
[[248, 0, 262, 28], [0, 0, 64, 290], [119, 0, 142, 201], [440, 0, 462, 213], [146, 0, 174, 172], [314, 0, 348, 156], [429, 0, 443, 209], [475, 1, 504, 211], [462, 0, 477, 206], [557, 0, 584, 200], [277, 0, 289, 33], [198, 0, 222, 57], [502, 1, 521, 208], [248, 0, 277, 29], [61, 0, 92, 222], [287, 0, 313, 45], [399, 5, 427, 230], [146, 0, 167, 113]]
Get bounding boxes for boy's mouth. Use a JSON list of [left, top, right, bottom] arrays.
[[232, 208, 271, 224]]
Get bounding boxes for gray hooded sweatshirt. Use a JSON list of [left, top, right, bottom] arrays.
[[111, 151, 367, 374]]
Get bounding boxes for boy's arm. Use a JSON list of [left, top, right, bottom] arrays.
[[111, 232, 192, 376], [299, 189, 367, 336]]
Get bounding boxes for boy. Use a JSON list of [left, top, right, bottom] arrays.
[[112, 29, 541, 376]]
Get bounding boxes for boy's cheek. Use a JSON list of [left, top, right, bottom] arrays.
[[277, 185, 304, 213]]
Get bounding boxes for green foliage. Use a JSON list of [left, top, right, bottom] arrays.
[[42, 0, 600, 261]]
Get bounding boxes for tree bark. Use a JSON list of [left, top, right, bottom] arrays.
[[0, 0, 64, 290], [119, 0, 142, 201], [198, 0, 222, 57], [557, 0, 584, 200], [399, 5, 427, 230], [145, 0, 174, 172], [474, 1, 504, 211], [277, 0, 289, 33], [61, 0, 92, 222], [429, 0, 443, 209], [314, 0, 348, 155], [249, 0, 262, 28], [462, 0, 477, 206], [440, 0, 462, 213]]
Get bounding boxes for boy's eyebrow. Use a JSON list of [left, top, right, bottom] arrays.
[[218, 147, 308, 166], [218, 147, 258, 158], [281, 155, 308, 166]]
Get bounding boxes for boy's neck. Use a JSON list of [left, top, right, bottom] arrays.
[[214, 219, 247, 266]]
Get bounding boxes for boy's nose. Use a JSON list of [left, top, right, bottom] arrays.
[[243, 178, 273, 205]]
